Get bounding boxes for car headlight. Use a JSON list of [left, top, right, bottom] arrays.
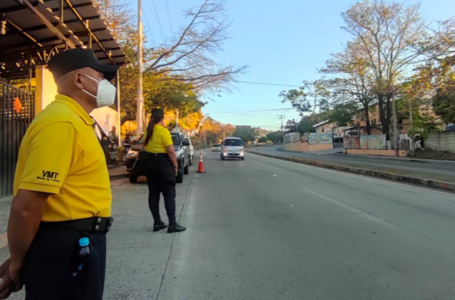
[[127, 150, 139, 158], [240, 152, 244, 156]]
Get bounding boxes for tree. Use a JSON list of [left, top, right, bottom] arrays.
[[266, 131, 284, 143], [258, 137, 268, 143], [328, 103, 358, 126], [298, 116, 317, 134], [433, 88, 455, 124], [233, 126, 255, 143], [280, 79, 331, 116], [322, 40, 375, 133], [145, 0, 247, 92], [285, 119, 299, 133], [94, 0, 244, 128], [341, 0, 427, 138]]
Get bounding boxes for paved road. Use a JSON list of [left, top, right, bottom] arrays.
[[1, 151, 455, 299], [253, 146, 455, 183]]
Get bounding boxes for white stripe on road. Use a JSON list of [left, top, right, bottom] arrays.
[[301, 187, 397, 228]]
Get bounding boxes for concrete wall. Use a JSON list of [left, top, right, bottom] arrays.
[[426, 131, 455, 153], [285, 142, 333, 152], [308, 133, 333, 145], [91, 107, 119, 136], [284, 132, 300, 144], [347, 149, 410, 157], [35, 66, 57, 115]]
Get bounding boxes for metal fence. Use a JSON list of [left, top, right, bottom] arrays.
[[1, 82, 35, 197]]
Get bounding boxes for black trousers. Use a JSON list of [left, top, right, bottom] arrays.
[[144, 154, 177, 225], [24, 225, 107, 300]]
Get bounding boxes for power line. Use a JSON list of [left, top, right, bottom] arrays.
[[143, 11, 156, 45], [209, 108, 293, 114], [234, 81, 301, 88], [152, 0, 165, 43], [165, 0, 174, 33]]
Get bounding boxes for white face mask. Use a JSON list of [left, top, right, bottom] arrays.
[[80, 74, 117, 108]]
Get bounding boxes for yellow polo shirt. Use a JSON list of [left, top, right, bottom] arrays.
[[143, 124, 173, 153], [13, 94, 112, 222]]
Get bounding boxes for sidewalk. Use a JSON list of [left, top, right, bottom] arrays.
[[108, 165, 129, 180], [335, 152, 455, 164]]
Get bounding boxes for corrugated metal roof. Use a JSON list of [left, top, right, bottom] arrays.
[[0, 0, 125, 79], [313, 120, 329, 128]]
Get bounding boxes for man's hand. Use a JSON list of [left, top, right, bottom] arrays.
[[8, 262, 22, 293], [0, 258, 15, 299], [174, 165, 178, 176]]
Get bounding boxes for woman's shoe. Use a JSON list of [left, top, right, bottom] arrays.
[[153, 222, 168, 232], [167, 224, 186, 233]]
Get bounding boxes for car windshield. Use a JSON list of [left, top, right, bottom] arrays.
[[213, 144, 220, 147], [224, 139, 242, 146], [171, 134, 181, 145]]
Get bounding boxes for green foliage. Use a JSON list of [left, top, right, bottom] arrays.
[[258, 137, 268, 143], [328, 103, 358, 126], [433, 88, 455, 124], [143, 75, 204, 116], [409, 113, 438, 140], [233, 126, 256, 143], [280, 80, 331, 116], [266, 131, 284, 142], [298, 111, 331, 134]]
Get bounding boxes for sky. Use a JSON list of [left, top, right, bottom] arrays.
[[136, 0, 455, 131]]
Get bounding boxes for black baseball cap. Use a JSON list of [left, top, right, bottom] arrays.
[[48, 48, 119, 81]]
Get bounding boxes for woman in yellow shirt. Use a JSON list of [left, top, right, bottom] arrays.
[[143, 109, 186, 233]]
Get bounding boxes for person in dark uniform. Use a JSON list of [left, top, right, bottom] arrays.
[[0, 48, 117, 300], [143, 109, 186, 233]]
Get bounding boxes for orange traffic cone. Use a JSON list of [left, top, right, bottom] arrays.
[[196, 151, 206, 173]]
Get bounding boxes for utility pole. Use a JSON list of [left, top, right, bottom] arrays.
[[409, 96, 414, 152], [136, 0, 144, 136], [176, 108, 179, 130], [391, 72, 399, 155], [204, 119, 208, 149], [278, 115, 285, 144]]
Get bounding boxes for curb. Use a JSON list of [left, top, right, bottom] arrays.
[[109, 173, 129, 181], [249, 151, 455, 193]]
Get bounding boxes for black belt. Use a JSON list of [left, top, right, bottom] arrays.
[[146, 152, 168, 156], [41, 217, 113, 234]]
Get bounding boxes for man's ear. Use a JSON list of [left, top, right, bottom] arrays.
[[74, 72, 84, 90]]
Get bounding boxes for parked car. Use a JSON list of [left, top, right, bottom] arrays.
[[126, 132, 191, 183], [185, 137, 195, 166], [220, 137, 245, 160], [211, 144, 222, 152]]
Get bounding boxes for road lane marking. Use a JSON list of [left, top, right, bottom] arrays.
[[0, 232, 7, 249], [301, 187, 396, 228]]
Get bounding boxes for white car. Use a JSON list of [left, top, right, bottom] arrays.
[[211, 144, 222, 152], [185, 137, 194, 166], [220, 137, 245, 160]]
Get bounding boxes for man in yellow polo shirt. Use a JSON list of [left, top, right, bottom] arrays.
[[0, 48, 118, 300]]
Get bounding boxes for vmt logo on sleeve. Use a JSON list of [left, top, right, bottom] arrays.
[[37, 171, 60, 183]]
